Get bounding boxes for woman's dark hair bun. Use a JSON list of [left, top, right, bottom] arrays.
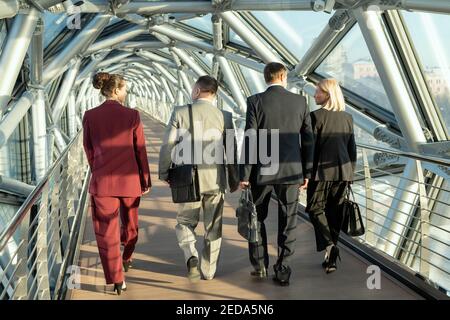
[[93, 72, 111, 90]]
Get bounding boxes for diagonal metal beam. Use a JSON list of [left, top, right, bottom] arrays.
[[42, 13, 111, 85]]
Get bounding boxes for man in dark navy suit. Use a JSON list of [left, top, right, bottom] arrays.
[[239, 63, 314, 286]]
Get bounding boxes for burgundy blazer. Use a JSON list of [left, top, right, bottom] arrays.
[[82, 100, 151, 197]]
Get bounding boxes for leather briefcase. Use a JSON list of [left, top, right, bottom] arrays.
[[168, 104, 201, 203]]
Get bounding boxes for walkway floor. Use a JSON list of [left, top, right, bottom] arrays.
[[70, 112, 421, 300]]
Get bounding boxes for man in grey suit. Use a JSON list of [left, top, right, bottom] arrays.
[[159, 76, 239, 281], [240, 62, 314, 286]]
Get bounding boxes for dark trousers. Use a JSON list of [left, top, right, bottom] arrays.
[[248, 184, 299, 270], [91, 196, 140, 284], [306, 181, 348, 252]]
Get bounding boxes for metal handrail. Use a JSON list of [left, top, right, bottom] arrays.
[[0, 130, 84, 253], [0, 129, 90, 300], [356, 142, 450, 167]]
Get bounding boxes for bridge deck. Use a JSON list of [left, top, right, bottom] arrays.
[[70, 112, 421, 300]]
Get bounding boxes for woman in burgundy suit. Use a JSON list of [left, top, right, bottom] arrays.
[[82, 73, 151, 295]]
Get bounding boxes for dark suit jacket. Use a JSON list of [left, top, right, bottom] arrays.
[[310, 108, 357, 181], [240, 85, 314, 185], [82, 100, 151, 197]]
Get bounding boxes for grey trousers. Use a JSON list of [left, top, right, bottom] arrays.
[[175, 192, 224, 279]]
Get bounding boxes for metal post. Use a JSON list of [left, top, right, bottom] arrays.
[[52, 127, 67, 153], [353, 7, 427, 256], [76, 78, 92, 114], [0, 8, 39, 115], [217, 56, 247, 112], [67, 90, 77, 138], [212, 15, 222, 78], [51, 59, 81, 124], [0, 91, 36, 148], [29, 16, 48, 182], [31, 90, 48, 182]]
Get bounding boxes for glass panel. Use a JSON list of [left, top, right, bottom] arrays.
[[229, 30, 249, 48], [251, 11, 330, 60], [0, 21, 7, 56], [315, 25, 394, 112], [0, 203, 19, 235], [402, 12, 450, 133], [43, 11, 67, 48], [238, 65, 265, 94], [181, 14, 213, 34]]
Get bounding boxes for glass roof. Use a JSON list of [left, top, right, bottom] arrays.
[[43, 11, 67, 48], [238, 65, 266, 94], [251, 11, 330, 60], [402, 11, 450, 134], [316, 24, 393, 113], [181, 14, 213, 34], [0, 21, 6, 56]]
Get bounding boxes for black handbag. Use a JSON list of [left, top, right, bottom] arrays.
[[236, 189, 260, 243], [340, 184, 365, 237], [167, 104, 201, 203]]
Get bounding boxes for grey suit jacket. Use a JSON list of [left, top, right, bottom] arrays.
[[158, 99, 239, 194]]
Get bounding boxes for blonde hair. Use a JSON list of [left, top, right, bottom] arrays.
[[318, 78, 346, 112]]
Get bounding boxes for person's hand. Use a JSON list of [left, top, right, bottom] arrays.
[[142, 187, 151, 195], [299, 178, 308, 191], [239, 181, 250, 189]]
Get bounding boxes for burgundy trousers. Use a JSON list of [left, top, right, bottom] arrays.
[[90, 196, 140, 284]]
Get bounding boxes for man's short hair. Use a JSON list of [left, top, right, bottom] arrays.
[[263, 62, 287, 83], [195, 75, 218, 95]]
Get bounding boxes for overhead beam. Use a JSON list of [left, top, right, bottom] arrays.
[[0, 8, 39, 115], [42, 13, 111, 85], [219, 11, 282, 63], [116, 0, 313, 15]]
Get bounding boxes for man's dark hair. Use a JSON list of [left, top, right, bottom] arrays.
[[195, 75, 218, 95], [263, 62, 287, 83]]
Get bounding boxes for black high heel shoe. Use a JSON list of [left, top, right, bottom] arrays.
[[123, 260, 132, 272], [326, 246, 341, 274], [113, 282, 124, 295], [114, 283, 122, 295]]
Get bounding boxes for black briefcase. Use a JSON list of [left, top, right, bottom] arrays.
[[168, 104, 201, 203], [168, 164, 200, 203], [341, 185, 365, 237], [236, 189, 260, 243]]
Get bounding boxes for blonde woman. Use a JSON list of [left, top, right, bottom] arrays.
[[306, 78, 357, 274]]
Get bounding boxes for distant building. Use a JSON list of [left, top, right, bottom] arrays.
[[353, 59, 378, 79], [424, 67, 450, 97]]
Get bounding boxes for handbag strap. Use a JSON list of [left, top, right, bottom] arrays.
[[347, 184, 355, 201], [240, 188, 254, 203], [188, 104, 195, 166]]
